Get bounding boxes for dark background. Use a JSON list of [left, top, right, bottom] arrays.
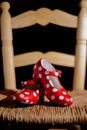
[[1, 0, 86, 90]]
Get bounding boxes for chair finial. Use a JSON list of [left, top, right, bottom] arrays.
[[0, 1, 10, 11], [80, 0, 87, 8]]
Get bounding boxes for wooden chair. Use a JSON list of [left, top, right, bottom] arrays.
[[0, 0, 87, 130]]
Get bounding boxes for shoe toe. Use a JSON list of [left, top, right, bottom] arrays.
[[45, 87, 73, 106]]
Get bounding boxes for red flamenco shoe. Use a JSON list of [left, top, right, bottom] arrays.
[[12, 80, 40, 105], [33, 58, 73, 106]]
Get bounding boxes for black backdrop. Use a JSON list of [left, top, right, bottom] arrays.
[[1, 0, 86, 90]]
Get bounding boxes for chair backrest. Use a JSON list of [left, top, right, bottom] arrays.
[[0, 0, 87, 91]]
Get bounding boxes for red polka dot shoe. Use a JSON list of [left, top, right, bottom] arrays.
[[33, 58, 73, 106], [12, 80, 40, 105]]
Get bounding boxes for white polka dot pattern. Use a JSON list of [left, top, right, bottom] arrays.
[[19, 94, 24, 98], [12, 89, 40, 105], [38, 66, 42, 71], [62, 91, 67, 95], [38, 73, 42, 78], [46, 83, 50, 88], [33, 58, 73, 106], [24, 92, 30, 95], [52, 88, 58, 92], [59, 96, 64, 100], [55, 72, 58, 76], [51, 95, 55, 100], [33, 92, 37, 97]]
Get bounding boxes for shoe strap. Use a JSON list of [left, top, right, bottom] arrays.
[[45, 69, 62, 77]]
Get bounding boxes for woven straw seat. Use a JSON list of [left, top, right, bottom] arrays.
[[0, 90, 87, 125], [0, 1, 87, 130]]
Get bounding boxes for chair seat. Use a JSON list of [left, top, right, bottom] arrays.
[[0, 89, 87, 125]]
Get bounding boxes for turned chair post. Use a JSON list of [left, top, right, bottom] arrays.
[[73, 0, 87, 90], [0, 2, 16, 90]]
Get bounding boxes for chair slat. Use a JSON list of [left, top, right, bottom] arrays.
[[12, 8, 77, 28], [14, 51, 75, 67]]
